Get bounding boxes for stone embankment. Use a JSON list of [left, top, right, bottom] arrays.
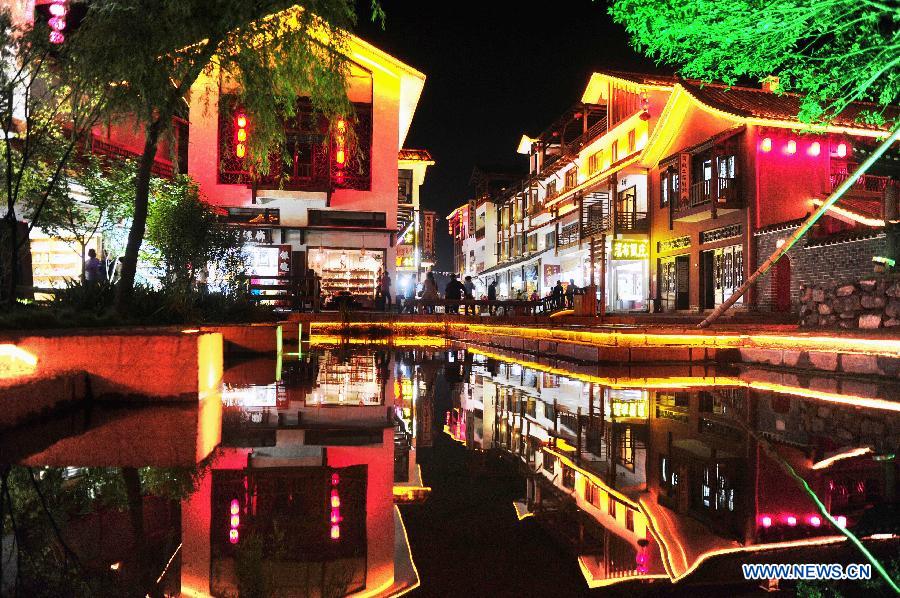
[[799, 275, 900, 330]]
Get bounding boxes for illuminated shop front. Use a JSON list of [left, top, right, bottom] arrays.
[[307, 246, 385, 303], [606, 238, 649, 312]]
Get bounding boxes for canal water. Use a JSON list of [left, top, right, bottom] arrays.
[[1, 341, 898, 597]]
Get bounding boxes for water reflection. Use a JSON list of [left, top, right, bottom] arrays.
[[1, 344, 447, 597], [1, 341, 898, 595], [447, 347, 900, 589]]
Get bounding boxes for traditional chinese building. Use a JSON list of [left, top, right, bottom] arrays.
[[482, 71, 675, 309], [187, 30, 426, 308], [396, 149, 436, 295], [642, 76, 899, 313]]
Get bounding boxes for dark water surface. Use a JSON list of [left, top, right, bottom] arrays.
[[1, 342, 898, 597]]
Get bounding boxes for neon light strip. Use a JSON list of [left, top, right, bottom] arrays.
[[811, 447, 872, 470], [468, 347, 900, 413], [811, 198, 885, 227]]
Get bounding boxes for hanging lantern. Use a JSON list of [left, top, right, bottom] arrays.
[[639, 92, 651, 121], [48, 1, 67, 44], [234, 113, 249, 159]]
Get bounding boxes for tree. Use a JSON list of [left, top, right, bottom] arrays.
[[144, 174, 245, 294], [0, 10, 109, 302], [38, 157, 135, 281], [66, 1, 384, 311], [609, 0, 898, 124]]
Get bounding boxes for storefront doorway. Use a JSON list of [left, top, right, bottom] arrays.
[[658, 255, 690, 312], [700, 245, 743, 310], [773, 257, 791, 312]]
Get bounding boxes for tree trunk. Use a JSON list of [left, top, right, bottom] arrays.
[[3, 213, 16, 303], [114, 117, 165, 312]]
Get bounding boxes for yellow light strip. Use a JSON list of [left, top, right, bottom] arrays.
[[811, 198, 885, 227], [512, 501, 534, 521], [577, 556, 669, 589], [679, 84, 891, 139], [544, 446, 638, 508], [467, 346, 900, 412], [811, 447, 873, 470], [388, 505, 421, 598], [543, 155, 641, 211]]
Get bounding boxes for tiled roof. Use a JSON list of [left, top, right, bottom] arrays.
[[398, 148, 434, 162], [597, 70, 679, 87], [838, 197, 883, 221], [680, 80, 898, 132]]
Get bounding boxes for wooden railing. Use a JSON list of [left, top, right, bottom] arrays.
[[615, 210, 649, 232], [678, 176, 739, 211], [830, 173, 892, 194]]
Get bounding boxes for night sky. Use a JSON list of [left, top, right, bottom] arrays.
[[355, 1, 661, 269]]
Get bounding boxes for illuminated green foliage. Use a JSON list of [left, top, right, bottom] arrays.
[[609, 0, 899, 125]]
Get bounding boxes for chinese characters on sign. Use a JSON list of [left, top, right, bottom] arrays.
[[679, 153, 690, 206], [611, 239, 649, 260], [241, 228, 273, 244]]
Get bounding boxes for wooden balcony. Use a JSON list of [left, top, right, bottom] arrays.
[[830, 173, 892, 199], [673, 176, 742, 222], [615, 211, 649, 233]]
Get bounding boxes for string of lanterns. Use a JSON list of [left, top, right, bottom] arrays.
[[48, 0, 67, 44]]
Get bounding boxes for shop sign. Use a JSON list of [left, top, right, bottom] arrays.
[[543, 264, 561, 286], [678, 153, 690, 205], [611, 239, 649, 260], [241, 228, 273, 244]]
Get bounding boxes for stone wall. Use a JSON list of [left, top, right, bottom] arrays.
[[798, 274, 900, 329], [755, 226, 887, 312]]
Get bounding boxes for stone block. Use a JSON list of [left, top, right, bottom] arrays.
[[858, 313, 883, 330], [841, 353, 882, 376], [859, 278, 878, 291], [818, 303, 833, 315], [836, 284, 856, 297], [860, 294, 884, 309]]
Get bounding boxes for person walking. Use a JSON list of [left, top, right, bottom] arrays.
[[380, 272, 393, 312], [463, 275, 476, 315], [487, 280, 497, 315], [420, 271, 439, 314], [84, 248, 101, 287], [444, 274, 465, 314]]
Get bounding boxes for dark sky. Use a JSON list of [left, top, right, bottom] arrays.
[[355, 1, 660, 269]]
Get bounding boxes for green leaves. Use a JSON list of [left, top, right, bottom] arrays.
[[609, 0, 899, 126]]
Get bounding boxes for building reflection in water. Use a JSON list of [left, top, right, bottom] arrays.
[[1, 344, 446, 597], [446, 347, 900, 588], [2, 340, 897, 595]]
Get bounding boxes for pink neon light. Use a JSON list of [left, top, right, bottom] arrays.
[[808, 142, 821, 156], [49, 31, 64, 44], [836, 515, 847, 528], [785, 140, 797, 154], [760, 138, 772, 152], [760, 515, 773, 528], [230, 499, 240, 515], [836, 143, 847, 158], [229, 529, 239, 544], [331, 473, 340, 486], [809, 515, 822, 527], [49, 3, 66, 16], [786, 515, 798, 526]]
